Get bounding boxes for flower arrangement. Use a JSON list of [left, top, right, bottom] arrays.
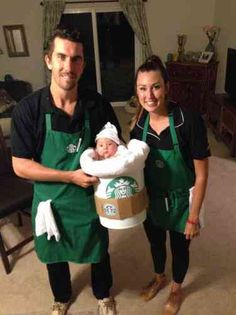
[[202, 25, 220, 52]]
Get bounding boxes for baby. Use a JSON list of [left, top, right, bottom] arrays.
[[94, 122, 120, 160], [80, 122, 150, 229]]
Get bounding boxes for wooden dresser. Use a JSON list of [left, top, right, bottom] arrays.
[[166, 61, 218, 113], [207, 94, 236, 157]]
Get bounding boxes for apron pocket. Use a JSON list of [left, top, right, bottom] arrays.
[[148, 188, 190, 233], [168, 188, 190, 232]]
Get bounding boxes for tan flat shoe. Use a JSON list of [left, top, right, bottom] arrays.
[[97, 297, 117, 315], [140, 274, 167, 301], [51, 302, 69, 315], [163, 289, 182, 315]]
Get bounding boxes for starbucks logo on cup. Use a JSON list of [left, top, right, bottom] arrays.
[[106, 176, 139, 199], [103, 204, 117, 216]]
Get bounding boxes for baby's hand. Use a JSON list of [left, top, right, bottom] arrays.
[[93, 150, 100, 160]]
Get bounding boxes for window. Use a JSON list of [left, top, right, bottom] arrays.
[[61, 2, 141, 106]]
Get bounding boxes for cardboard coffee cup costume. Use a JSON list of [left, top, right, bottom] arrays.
[[80, 122, 150, 229]]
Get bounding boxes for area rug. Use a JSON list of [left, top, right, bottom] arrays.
[[1, 156, 236, 315]]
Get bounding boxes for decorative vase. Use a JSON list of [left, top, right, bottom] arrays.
[[205, 39, 215, 53], [177, 34, 186, 62]]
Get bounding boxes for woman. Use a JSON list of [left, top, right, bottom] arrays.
[[130, 55, 210, 315]]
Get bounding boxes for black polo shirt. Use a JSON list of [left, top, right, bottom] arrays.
[[130, 101, 210, 171], [11, 86, 121, 162]]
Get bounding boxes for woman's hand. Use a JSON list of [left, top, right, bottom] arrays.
[[184, 158, 208, 240], [184, 221, 200, 240]]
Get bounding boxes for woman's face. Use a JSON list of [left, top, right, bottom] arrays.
[[136, 70, 168, 114]]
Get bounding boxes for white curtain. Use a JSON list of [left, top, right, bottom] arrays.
[[43, 0, 65, 83], [119, 0, 152, 61]]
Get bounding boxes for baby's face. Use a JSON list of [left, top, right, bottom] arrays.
[[96, 138, 118, 159]]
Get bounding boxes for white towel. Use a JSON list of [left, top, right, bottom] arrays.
[[35, 199, 61, 242]]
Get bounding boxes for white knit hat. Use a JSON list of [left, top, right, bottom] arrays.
[[95, 122, 120, 145]]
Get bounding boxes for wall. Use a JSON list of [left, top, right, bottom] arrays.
[[146, 0, 215, 62], [0, 0, 44, 90], [0, 0, 233, 93], [214, 0, 236, 92]]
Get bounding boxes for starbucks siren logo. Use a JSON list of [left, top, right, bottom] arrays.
[[66, 144, 77, 153], [103, 204, 117, 216], [155, 159, 165, 168], [106, 176, 139, 199]]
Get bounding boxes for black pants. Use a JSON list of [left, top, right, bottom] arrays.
[[144, 220, 191, 284], [46, 253, 113, 303]]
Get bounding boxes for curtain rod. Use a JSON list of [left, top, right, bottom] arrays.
[[40, 1, 147, 5]]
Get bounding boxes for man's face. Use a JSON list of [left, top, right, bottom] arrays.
[[45, 37, 85, 91]]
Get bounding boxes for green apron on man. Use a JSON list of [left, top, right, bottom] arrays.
[[32, 112, 108, 263], [142, 113, 195, 233]]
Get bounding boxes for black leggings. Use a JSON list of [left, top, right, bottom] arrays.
[[46, 253, 113, 303], [144, 220, 191, 284]]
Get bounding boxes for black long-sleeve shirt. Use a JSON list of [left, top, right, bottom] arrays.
[[11, 86, 121, 162], [130, 101, 210, 172]]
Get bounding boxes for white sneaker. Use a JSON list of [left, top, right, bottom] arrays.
[[51, 302, 69, 315], [97, 297, 117, 315]]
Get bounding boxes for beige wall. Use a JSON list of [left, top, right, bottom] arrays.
[[214, 0, 236, 92], [0, 0, 44, 90], [0, 0, 235, 93], [146, 0, 215, 61]]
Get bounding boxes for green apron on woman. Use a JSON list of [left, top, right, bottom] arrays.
[[142, 113, 195, 233], [32, 112, 108, 263]]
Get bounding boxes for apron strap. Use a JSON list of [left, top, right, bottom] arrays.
[[141, 111, 181, 157], [84, 110, 90, 140], [142, 113, 149, 142], [77, 110, 90, 151], [168, 113, 193, 177], [45, 111, 90, 135], [168, 113, 182, 155], [84, 110, 89, 127], [142, 112, 180, 149], [45, 113, 52, 131]]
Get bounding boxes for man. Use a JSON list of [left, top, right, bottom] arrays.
[[11, 26, 120, 315]]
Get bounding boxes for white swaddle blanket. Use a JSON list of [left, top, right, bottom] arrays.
[[80, 139, 150, 229], [80, 139, 149, 178]]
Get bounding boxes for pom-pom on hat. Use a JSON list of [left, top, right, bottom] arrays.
[[95, 122, 120, 145]]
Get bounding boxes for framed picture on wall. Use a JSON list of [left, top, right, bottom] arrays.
[[198, 51, 214, 64], [3, 24, 29, 57]]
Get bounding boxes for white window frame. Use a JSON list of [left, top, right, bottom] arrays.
[[64, 2, 141, 106]]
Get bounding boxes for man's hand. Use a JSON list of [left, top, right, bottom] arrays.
[[12, 157, 98, 187], [70, 169, 99, 188]]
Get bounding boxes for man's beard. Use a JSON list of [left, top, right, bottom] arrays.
[[58, 72, 79, 90]]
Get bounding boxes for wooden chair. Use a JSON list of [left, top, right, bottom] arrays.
[[0, 126, 33, 274]]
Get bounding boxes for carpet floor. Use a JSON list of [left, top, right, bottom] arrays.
[[0, 108, 236, 315]]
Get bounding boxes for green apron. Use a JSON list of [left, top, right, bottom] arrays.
[[32, 112, 108, 264], [142, 113, 195, 233]]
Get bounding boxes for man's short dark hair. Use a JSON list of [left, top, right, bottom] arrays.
[[45, 25, 85, 56]]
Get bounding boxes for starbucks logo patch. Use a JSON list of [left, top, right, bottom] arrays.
[[103, 204, 117, 216], [155, 159, 165, 168], [66, 144, 77, 153]]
